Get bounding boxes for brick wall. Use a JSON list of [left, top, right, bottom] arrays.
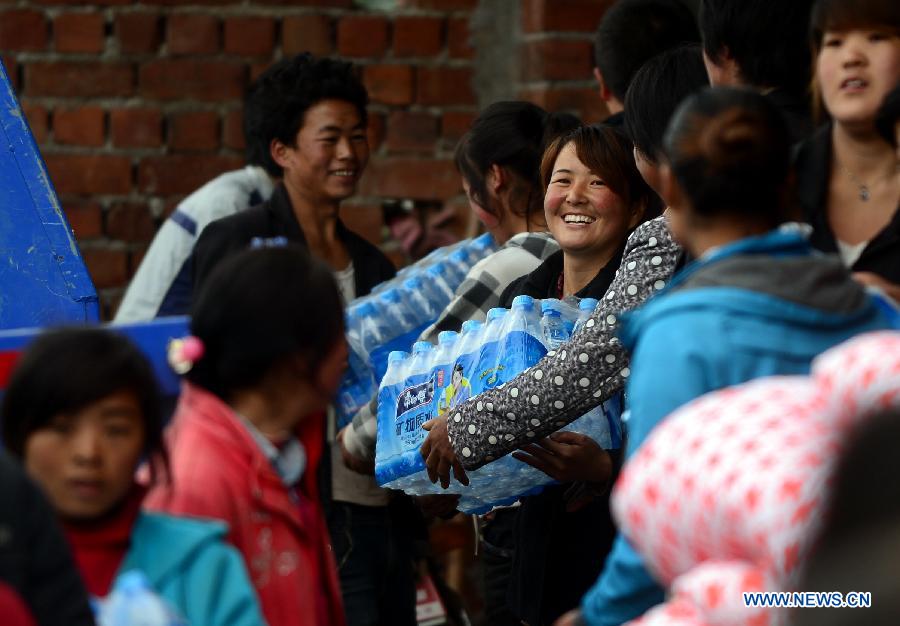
[[0, 0, 611, 319]]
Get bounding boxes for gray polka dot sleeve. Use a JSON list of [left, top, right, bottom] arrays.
[[446, 216, 681, 469]]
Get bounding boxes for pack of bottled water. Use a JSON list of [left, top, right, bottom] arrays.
[[336, 233, 497, 427], [94, 571, 186, 626], [374, 295, 624, 514]]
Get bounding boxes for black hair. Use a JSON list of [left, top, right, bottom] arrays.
[[810, 0, 900, 53], [541, 125, 664, 223], [876, 84, 900, 147], [186, 246, 344, 401], [663, 87, 792, 225], [593, 0, 700, 102], [1, 328, 165, 474], [624, 45, 709, 163], [243, 53, 369, 178], [454, 101, 581, 223], [700, 0, 815, 92]]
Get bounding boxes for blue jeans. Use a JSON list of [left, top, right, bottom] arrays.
[[328, 501, 418, 626]]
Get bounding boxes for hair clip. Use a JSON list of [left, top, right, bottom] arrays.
[[167, 336, 205, 375]]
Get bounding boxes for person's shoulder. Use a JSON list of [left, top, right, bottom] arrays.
[[134, 510, 229, 546]]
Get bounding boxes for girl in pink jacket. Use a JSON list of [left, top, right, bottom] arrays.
[[146, 247, 349, 626]]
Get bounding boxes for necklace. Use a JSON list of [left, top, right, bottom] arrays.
[[839, 163, 871, 202]]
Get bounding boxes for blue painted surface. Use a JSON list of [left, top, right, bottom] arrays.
[[0, 62, 100, 329], [0, 316, 189, 397]]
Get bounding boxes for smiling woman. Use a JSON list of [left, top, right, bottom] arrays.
[[491, 124, 661, 626], [795, 0, 900, 298]]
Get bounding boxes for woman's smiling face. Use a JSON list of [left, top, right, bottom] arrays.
[[544, 142, 637, 258], [817, 28, 900, 128]]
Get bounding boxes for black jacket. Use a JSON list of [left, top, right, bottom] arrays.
[[499, 248, 623, 626], [795, 125, 900, 284], [192, 183, 396, 298], [0, 452, 95, 626]]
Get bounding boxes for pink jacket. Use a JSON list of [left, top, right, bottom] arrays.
[[144, 382, 345, 626]]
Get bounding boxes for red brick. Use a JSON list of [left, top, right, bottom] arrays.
[[363, 64, 414, 106], [63, 200, 103, 238], [520, 86, 606, 124], [53, 106, 106, 147], [169, 110, 219, 152], [223, 109, 244, 151], [54, 13, 105, 53], [441, 110, 475, 143], [139, 60, 245, 101], [25, 62, 133, 98], [282, 15, 332, 56], [224, 16, 274, 56], [166, 14, 219, 55], [522, 0, 612, 33], [254, 0, 351, 6], [337, 16, 388, 58], [32, 0, 130, 5], [447, 17, 474, 59], [22, 103, 48, 143], [367, 112, 385, 152], [339, 202, 383, 247], [386, 111, 438, 152], [138, 154, 242, 195], [360, 158, 460, 200], [115, 13, 161, 55], [416, 66, 474, 105], [110, 108, 162, 148], [45, 154, 132, 195], [106, 202, 155, 243], [0, 10, 47, 52], [393, 17, 443, 58], [398, 0, 477, 9], [82, 248, 129, 290], [522, 39, 594, 81]]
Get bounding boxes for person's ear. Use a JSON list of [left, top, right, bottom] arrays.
[[270, 138, 294, 171], [487, 164, 506, 195]]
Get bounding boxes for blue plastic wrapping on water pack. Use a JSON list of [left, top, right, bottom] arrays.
[[335, 235, 498, 427], [374, 295, 625, 514]]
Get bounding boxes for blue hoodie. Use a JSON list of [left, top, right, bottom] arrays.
[[580, 229, 894, 626], [118, 512, 266, 626]]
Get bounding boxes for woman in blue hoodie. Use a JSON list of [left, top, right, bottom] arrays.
[[565, 87, 895, 626]]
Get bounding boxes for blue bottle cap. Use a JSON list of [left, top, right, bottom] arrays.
[[379, 289, 401, 304], [487, 307, 508, 321], [357, 301, 378, 317], [542, 307, 561, 318], [461, 320, 483, 334], [438, 331, 458, 345], [412, 341, 433, 354], [403, 276, 423, 290], [541, 299, 562, 314], [471, 232, 494, 250], [511, 295, 534, 310], [579, 297, 599, 311], [426, 262, 448, 277], [388, 350, 409, 363]]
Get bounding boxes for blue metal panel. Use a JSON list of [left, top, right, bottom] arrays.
[[0, 62, 100, 329], [0, 316, 189, 398]]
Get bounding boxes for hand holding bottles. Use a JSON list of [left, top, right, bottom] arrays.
[[512, 431, 613, 485]]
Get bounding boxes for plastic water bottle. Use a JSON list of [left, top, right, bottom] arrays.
[[96, 571, 184, 626], [403, 275, 445, 321], [378, 288, 418, 335], [466, 232, 497, 265], [541, 306, 568, 350], [425, 262, 456, 301], [572, 297, 599, 335], [354, 301, 388, 358]]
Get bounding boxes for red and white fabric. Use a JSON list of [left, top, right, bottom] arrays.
[[611, 331, 900, 626]]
